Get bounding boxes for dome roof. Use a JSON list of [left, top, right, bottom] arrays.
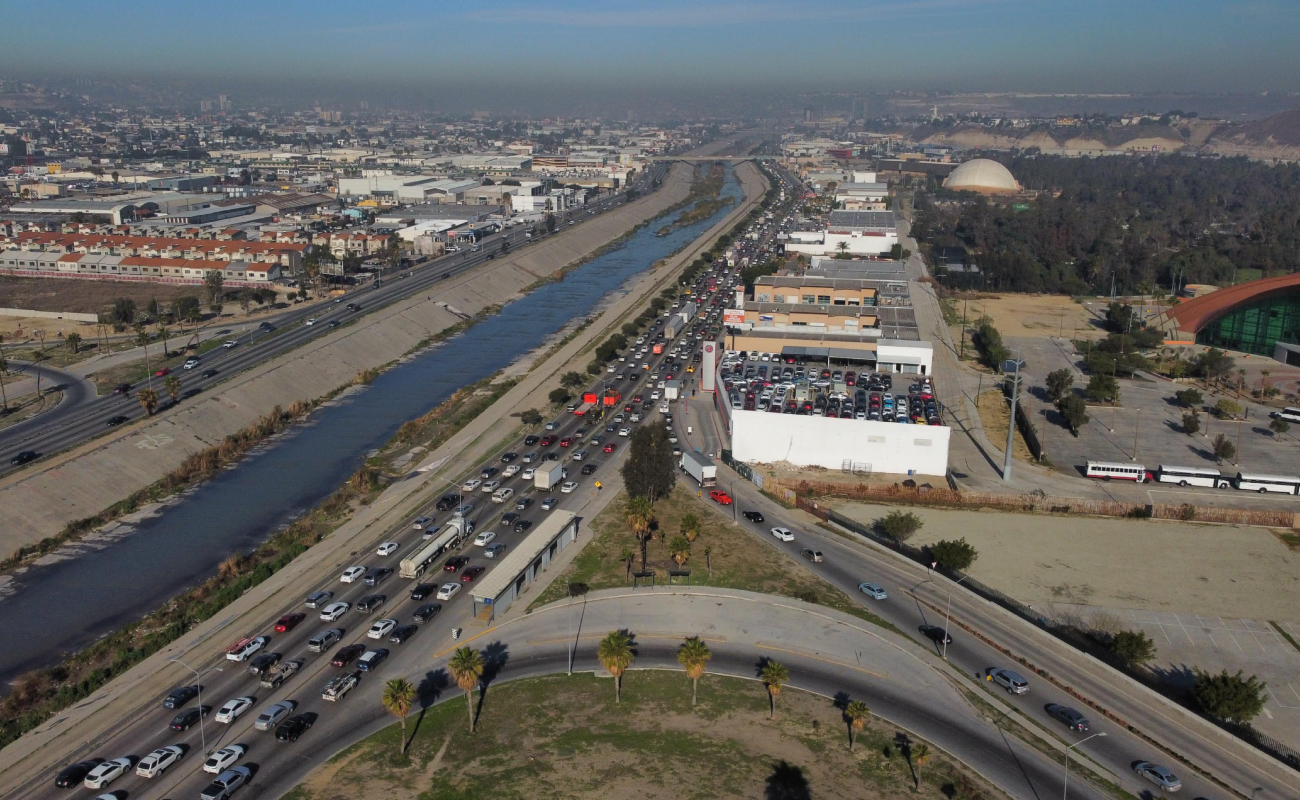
[[943, 159, 1019, 194]]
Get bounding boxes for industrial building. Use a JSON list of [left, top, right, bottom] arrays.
[[782, 210, 898, 258], [1153, 273, 1300, 364], [337, 173, 482, 204]]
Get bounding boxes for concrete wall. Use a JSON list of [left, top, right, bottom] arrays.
[[730, 409, 950, 476], [0, 307, 99, 322], [0, 165, 697, 556]]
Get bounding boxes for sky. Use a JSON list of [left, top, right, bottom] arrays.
[[2, 0, 1298, 101]]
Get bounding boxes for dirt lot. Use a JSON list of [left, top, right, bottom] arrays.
[[831, 500, 1300, 622], [974, 390, 1035, 465], [952, 293, 1101, 340], [286, 672, 996, 800], [0, 275, 204, 316]]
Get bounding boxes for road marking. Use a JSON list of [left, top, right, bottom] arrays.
[[527, 633, 727, 646], [1216, 616, 1245, 652], [755, 642, 887, 680], [434, 624, 499, 657], [1171, 612, 1196, 645]]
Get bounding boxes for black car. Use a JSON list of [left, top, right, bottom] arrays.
[[513, 519, 532, 533], [920, 626, 953, 645], [113, 382, 133, 394], [523, 435, 540, 446], [480, 466, 498, 479], [248, 652, 282, 675], [276, 712, 318, 742], [743, 511, 765, 523], [106, 415, 129, 427], [435, 494, 461, 511], [580, 463, 597, 475], [356, 594, 387, 613], [364, 568, 392, 586], [55, 758, 106, 788], [500, 452, 518, 462], [10, 451, 38, 466], [259, 321, 276, 331], [410, 583, 437, 601], [443, 555, 469, 572], [389, 625, 418, 644], [412, 603, 442, 623], [163, 684, 200, 709], [327, 320, 341, 328], [201, 369, 219, 378], [1046, 704, 1090, 732], [170, 705, 212, 730], [500, 512, 519, 527]]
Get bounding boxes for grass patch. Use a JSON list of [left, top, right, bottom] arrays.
[[974, 390, 1036, 465], [288, 671, 999, 800]]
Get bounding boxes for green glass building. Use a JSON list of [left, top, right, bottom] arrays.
[[1195, 292, 1300, 357]]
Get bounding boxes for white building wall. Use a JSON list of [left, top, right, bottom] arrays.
[[731, 411, 949, 476]]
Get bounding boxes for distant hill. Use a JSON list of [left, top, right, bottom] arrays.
[[1207, 106, 1300, 161]]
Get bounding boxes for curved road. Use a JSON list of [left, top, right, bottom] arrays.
[[0, 361, 97, 437]]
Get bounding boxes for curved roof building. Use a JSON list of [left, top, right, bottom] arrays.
[[942, 159, 1020, 195], [1154, 273, 1300, 361]]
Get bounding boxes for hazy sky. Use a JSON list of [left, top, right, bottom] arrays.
[[2, 0, 1298, 97]]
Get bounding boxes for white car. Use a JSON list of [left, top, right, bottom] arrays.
[[650, 390, 661, 400], [183, 357, 201, 370], [412, 515, 435, 530], [368, 618, 398, 639], [376, 541, 399, 556], [305, 317, 318, 326], [253, 701, 295, 731], [203, 744, 248, 774], [618, 427, 631, 437], [319, 601, 351, 621], [561, 481, 578, 494], [222, 339, 238, 348], [341, 565, 367, 583], [481, 480, 501, 493], [215, 696, 255, 724], [522, 467, 535, 480], [83, 758, 132, 789], [770, 526, 795, 542], [572, 450, 588, 461], [475, 530, 498, 547], [502, 464, 520, 477], [136, 745, 183, 778], [435, 583, 461, 601], [858, 582, 888, 600], [461, 478, 482, 492], [492, 487, 514, 503]]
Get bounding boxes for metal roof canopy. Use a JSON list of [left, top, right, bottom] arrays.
[[469, 510, 578, 603], [781, 346, 876, 363]]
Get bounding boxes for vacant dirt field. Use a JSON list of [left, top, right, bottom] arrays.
[[0, 275, 205, 317], [953, 294, 1101, 340], [832, 500, 1300, 622], [287, 672, 996, 800]]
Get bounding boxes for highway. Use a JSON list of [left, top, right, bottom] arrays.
[[0, 163, 667, 476]]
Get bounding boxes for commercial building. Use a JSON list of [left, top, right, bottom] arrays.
[[1153, 273, 1300, 363], [469, 511, 579, 622], [782, 210, 898, 258], [337, 173, 482, 205], [0, 251, 280, 285]]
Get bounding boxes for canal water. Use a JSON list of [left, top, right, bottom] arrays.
[[0, 167, 742, 684]]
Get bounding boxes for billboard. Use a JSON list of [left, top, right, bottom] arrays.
[[723, 309, 745, 325], [701, 343, 717, 392]]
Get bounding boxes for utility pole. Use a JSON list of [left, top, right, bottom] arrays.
[[1002, 352, 1021, 482], [959, 296, 968, 360], [1133, 409, 1141, 461]]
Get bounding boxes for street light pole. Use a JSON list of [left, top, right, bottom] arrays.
[[1002, 350, 1022, 482], [168, 657, 214, 755], [942, 574, 972, 660], [1062, 732, 1107, 800]]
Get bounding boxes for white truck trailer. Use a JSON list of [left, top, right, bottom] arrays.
[[535, 462, 565, 491], [399, 517, 472, 579], [680, 450, 717, 487]]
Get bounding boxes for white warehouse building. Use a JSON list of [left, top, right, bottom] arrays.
[[783, 211, 898, 258]]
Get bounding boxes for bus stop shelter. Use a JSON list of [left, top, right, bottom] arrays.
[[469, 511, 579, 623]]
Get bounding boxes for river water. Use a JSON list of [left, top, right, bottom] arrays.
[[0, 168, 741, 684]]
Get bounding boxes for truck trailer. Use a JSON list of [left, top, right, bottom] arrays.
[[535, 462, 565, 491], [680, 451, 717, 487], [399, 518, 472, 579]]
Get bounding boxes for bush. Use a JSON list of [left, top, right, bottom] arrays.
[[1270, 416, 1290, 435], [1057, 394, 1089, 436], [1214, 398, 1242, 418], [877, 510, 922, 542], [1045, 369, 1074, 402], [1193, 669, 1266, 723], [518, 409, 542, 426], [1212, 433, 1236, 464], [548, 388, 571, 406], [1174, 388, 1203, 407], [929, 538, 978, 571], [1109, 630, 1157, 664], [1182, 410, 1200, 435], [1085, 374, 1120, 403]]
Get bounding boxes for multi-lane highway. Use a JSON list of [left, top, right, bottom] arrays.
[[0, 164, 667, 476]]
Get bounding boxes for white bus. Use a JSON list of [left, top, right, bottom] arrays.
[[1086, 461, 1149, 482], [1271, 407, 1300, 424], [1154, 465, 1227, 488], [1232, 473, 1300, 495]]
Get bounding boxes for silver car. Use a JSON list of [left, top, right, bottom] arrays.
[[857, 582, 887, 600], [1133, 762, 1182, 792], [254, 700, 296, 731]]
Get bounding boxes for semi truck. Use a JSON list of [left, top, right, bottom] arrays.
[[535, 462, 565, 491], [259, 659, 302, 690], [582, 391, 622, 407], [322, 671, 360, 702], [399, 517, 472, 579], [573, 402, 594, 416], [680, 451, 717, 487]]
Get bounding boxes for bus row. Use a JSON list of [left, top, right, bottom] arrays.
[[1085, 461, 1300, 494]]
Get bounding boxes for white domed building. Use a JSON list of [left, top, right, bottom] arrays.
[[942, 159, 1020, 195]]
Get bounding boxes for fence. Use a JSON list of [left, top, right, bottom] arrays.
[[1002, 376, 1044, 461], [771, 477, 1296, 529]]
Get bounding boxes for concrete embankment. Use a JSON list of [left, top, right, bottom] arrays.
[[0, 164, 694, 556]]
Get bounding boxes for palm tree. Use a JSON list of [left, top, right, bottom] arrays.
[[620, 546, 636, 582], [845, 700, 869, 751], [910, 742, 930, 788], [680, 512, 701, 542], [625, 496, 653, 538], [448, 647, 485, 733], [156, 325, 171, 357], [381, 678, 416, 754], [677, 636, 711, 706], [597, 631, 634, 703], [761, 660, 789, 719], [836, 241, 850, 257], [137, 387, 159, 416], [134, 323, 153, 387], [163, 375, 182, 403], [669, 535, 691, 567]]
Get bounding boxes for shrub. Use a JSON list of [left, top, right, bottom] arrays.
[[877, 510, 922, 542], [929, 538, 977, 571], [1109, 630, 1157, 665]]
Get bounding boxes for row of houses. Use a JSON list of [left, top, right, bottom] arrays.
[[0, 232, 306, 270], [0, 250, 280, 285]]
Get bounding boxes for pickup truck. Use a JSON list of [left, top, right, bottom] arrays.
[[322, 671, 361, 702], [259, 659, 303, 689]]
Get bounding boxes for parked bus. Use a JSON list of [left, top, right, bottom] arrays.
[[1154, 465, 1227, 488], [1085, 461, 1148, 482], [1270, 407, 1300, 424], [1232, 473, 1300, 495]]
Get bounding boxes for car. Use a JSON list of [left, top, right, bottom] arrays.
[[1046, 704, 1090, 732], [580, 463, 598, 475], [559, 437, 573, 447], [274, 612, 305, 632], [492, 486, 514, 503], [571, 449, 588, 461], [305, 317, 318, 326], [106, 415, 129, 427], [390, 624, 418, 643], [501, 451, 518, 462], [709, 490, 733, 505], [169, 705, 211, 730], [201, 765, 252, 800], [201, 744, 248, 775], [83, 757, 133, 789], [435, 494, 460, 510], [198, 368, 219, 379], [340, 565, 367, 583], [260, 320, 278, 330], [411, 582, 437, 601], [485, 543, 508, 558], [319, 601, 350, 621], [541, 496, 558, 510], [770, 527, 794, 542], [920, 625, 953, 645], [330, 643, 366, 667], [215, 696, 255, 724], [254, 700, 296, 731], [276, 713, 318, 742], [989, 668, 1029, 694], [163, 684, 200, 709], [136, 745, 184, 778], [413, 603, 443, 623], [305, 589, 334, 609], [514, 519, 533, 533], [516, 497, 533, 510], [602, 443, 617, 453], [10, 450, 37, 466], [364, 567, 393, 586], [247, 652, 282, 675], [1134, 762, 1182, 792], [503, 464, 520, 477], [307, 628, 343, 652], [858, 582, 888, 600], [800, 548, 824, 563], [376, 541, 400, 556], [561, 481, 578, 493], [443, 555, 470, 572], [356, 648, 390, 671], [222, 340, 239, 349], [154, 367, 172, 377], [113, 382, 133, 394], [742, 511, 765, 523], [183, 357, 201, 370], [368, 618, 398, 639], [523, 435, 540, 446], [473, 530, 497, 546], [461, 478, 482, 492], [356, 594, 387, 613], [56, 759, 106, 788], [618, 427, 631, 436], [480, 466, 499, 479], [436, 583, 461, 600], [412, 515, 435, 530]]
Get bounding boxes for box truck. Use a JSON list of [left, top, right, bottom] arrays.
[[535, 462, 565, 491], [680, 451, 717, 487]]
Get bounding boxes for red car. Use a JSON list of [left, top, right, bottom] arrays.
[[274, 612, 305, 632], [603, 443, 616, 453], [539, 435, 557, 447], [460, 565, 486, 583], [632, 395, 643, 403], [443, 555, 469, 572], [709, 490, 733, 505], [559, 437, 573, 447], [330, 643, 365, 667], [155, 367, 172, 377]]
